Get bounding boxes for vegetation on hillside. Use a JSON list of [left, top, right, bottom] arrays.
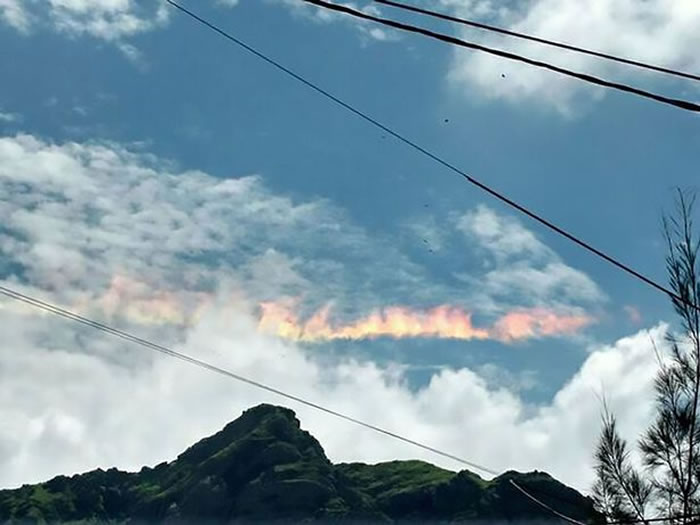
[[1, 404, 599, 523]]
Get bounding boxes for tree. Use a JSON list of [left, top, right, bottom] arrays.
[[593, 190, 700, 525]]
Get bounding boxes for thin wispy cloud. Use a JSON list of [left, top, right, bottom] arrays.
[[0, 110, 21, 123], [0, 0, 396, 57], [271, 0, 399, 42], [0, 134, 601, 341]]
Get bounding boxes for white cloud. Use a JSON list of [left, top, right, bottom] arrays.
[[444, 0, 700, 114], [11, 0, 170, 42], [458, 204, 550, 263], [0, 0, 169, 57], [116, 41, 145, 67], [0, 134, 365, 314], [456, 204, 605, 313], [0, 0, 28, 31], [0, 291, 664, 492], [0, 133, 639, 496], [0, 0, 395, 51], [0, 134, 602, 333]]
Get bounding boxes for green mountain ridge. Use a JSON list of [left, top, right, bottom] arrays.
[[0, 404, 601, 524]]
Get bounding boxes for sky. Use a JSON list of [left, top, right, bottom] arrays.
[[0, 0, 699, 496]]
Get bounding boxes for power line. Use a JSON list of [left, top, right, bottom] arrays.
[[514, 481, 700, 525], [512, 476, 700, 525], [0, 283, 584, 523], [166, 0, 699, 314], [374, 0, 700, 83], [304, 0, 700, 114], [510, 480, 586, 525]]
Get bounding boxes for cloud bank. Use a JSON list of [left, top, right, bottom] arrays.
[[0, 132, 656, 495]]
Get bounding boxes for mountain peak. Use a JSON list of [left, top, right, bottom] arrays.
[[176, 403, 326, 467], [241, 402, 298, 418], [0, 404, 601, 523]]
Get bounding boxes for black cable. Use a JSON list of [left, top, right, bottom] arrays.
[[510, 479, 586, 525], [375, 0, 700, 83], [522, 482, 700, 524], [165, 0, 699, 314], [304, 0, 700, 114]]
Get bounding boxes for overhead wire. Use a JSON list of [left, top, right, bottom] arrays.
[[374, 0, 700, 83], [303, 0, 700, 113], [165, 0, 699, 314], [510, 480, 586, 525]]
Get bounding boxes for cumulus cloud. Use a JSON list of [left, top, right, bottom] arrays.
[[0, 292, 664, 492], [443, 0, 700, 114], [0, 132, 636, 495]]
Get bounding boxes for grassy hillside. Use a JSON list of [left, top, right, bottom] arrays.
[[0, 404, 601, 523]]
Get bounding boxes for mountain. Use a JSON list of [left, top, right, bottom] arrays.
[[0, 404, 601, 523]]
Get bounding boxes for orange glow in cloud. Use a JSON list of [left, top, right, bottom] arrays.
[[258, 302, 491, 342], [47, 275, 593, 343], [490, 308, 592, 342], [258, 302, 592, 343], [75, 275, 212, 326]]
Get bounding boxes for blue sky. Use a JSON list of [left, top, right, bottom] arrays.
[[0, 0, 699, 493]]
